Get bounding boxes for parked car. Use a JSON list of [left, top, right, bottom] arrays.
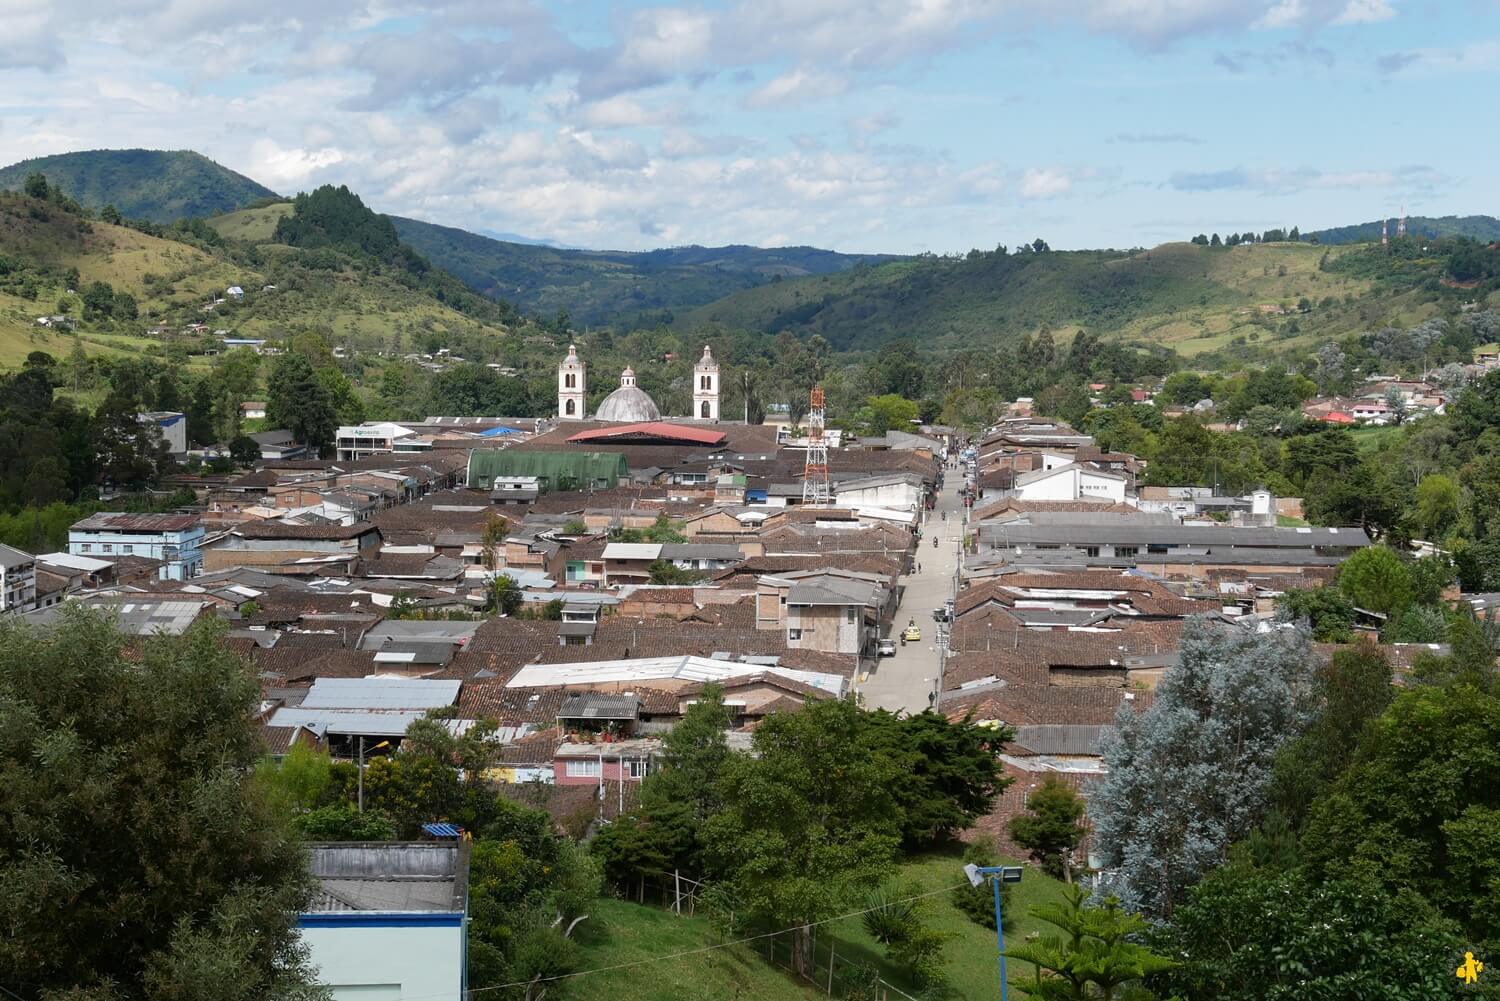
[[877, 638, 897, 657]]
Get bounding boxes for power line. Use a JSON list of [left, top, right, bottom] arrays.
[[395, 880, 970, 1000]]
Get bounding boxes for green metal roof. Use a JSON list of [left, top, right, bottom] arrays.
[[466, 449, 627, 492]]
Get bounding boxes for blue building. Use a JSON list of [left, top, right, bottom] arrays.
[[68, 513, 205, 581]]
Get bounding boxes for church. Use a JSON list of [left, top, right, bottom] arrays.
[[557, 343, 720, 421]]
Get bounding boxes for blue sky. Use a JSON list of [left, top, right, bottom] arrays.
[[0, 0, 1495, 253]]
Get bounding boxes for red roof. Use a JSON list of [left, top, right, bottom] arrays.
[[1321, 412, 1356, 424], [566, 422, 727, 445]]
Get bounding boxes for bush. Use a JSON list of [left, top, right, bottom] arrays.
[[293, 803, 397, 841], [950, 836, 1014, 931]]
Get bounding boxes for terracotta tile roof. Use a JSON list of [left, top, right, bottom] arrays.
[[942, 685, 1152, 727], [251, 648, 381, 682], [234, 521, 381, 541], [944, 620, 1183, 689]]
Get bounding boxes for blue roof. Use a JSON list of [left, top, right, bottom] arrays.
[[479, 425, 522, 437], [422, 822, 463, 839]]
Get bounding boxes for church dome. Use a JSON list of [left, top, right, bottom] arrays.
[[596, 368, 661, 422]]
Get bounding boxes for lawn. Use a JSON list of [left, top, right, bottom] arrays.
[[565, 850, 1068, 1001], [1350, 424, 1406, 452]]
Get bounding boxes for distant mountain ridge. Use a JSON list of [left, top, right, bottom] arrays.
[[0, 149, 277, 223], [1308, 215, 1500, 245]]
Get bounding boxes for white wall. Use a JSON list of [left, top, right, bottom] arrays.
[[1015, 467, 1125, 503], [301, 920, 464, 1001], [836, 481, 922, 511]]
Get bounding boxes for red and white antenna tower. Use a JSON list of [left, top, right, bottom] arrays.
[[802, 386, 831, 505]]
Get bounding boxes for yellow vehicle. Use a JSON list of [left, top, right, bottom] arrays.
[[902, 623, 922, 643]]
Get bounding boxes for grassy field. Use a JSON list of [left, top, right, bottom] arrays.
[[204, 202, 292, 242], [566, 851, 1066, 1001], [1350, 424, 1407, 452]]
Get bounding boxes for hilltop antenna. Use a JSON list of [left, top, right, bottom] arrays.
[[1381, 217, 1389, 247], [1398, 204, 1406, 238], [802, 386, 831, 505]]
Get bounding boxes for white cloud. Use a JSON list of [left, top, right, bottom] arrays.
[[246, 139, 347, 188], [1333, 0, 1396, 24], [744, 67, 849, 107], [1019, 167, 1073, 198]]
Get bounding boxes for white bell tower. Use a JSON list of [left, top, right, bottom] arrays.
[[693, 344, 720, 421], [558, 344, 586, 419]]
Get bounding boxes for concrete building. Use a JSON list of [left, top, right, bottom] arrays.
[[0, 543, 37, 613], [336, 422, 416, 461], [68, 513, 204, 580], [1011, 463, 1128, 503], [300, 841, 470, 1001]]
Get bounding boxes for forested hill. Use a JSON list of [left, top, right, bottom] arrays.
[[389, 215, 899, 326], [1308, 214, 1500, 245], [0, 150, 278, 223], [676, 238, 1488, 362]]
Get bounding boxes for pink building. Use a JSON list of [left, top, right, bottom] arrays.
[[553, 737, 661, 786]]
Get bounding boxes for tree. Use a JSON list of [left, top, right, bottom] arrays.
[[265, 354, 336, 455], [23, 172, 50, 199], [860, 393, 920, 435], [488, 573, 523, 616], [1336, 545, 1412, 617], [1005, 884, 1175, 1000], [1090, 619, 1314, 917], [860, 709, 1011, 848], [703, 698, 903, 974], [647, 559, 705, 584], [1009, 776, 1087, 881], [1414, 473, 1460, 540], [228, 435, 261, 467], [1153, 862, 1463, 1001], [0, 608, 323, 1000]]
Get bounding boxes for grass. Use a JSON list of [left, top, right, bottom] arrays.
[[204, 203, 293, 243], [567, 850, 1067, 1001], [1350, 424, 1406, 452]]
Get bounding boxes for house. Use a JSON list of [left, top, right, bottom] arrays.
[[300, 841, 470, 1001], [489, 475, 541, 505], [68, 513, 205, 580], [0, 543, 37, 613], [251, 428, 307, 460], [241, 401, 268, 420], [203, 521, 382, 571], [268, 677, 462, 755], [601, 542, 662, 585], [554, 736, 661, 785], [755, 570, 887, 657], [1011, 463, 1128, 503], [832, 472, 927, 512]]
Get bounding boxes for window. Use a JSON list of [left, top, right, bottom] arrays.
[[565, 373, 576, 388], [1116, 546, 1138, 558], [568, 759, 601, 777], [121, 545, 132, 554], [1083, 546, 1100, 558], [79, 544, 91, 553], [565, 398, 576, 415], [101, 544, 113, 554], [788, 628, 803, 641], [846, 607, 857, 623], [627, 760, 645, 779], [701, 400, 711, 418]]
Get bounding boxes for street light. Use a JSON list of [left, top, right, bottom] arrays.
[[357, 736, 391, 812], [963, 863, 1024, 1001]]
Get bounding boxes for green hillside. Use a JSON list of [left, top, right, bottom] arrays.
[[389, 216, 897, 326], [0, 150, 278, 223], [677, 240, 1463, 359], [1309, 214, 1500, 245], [0, 188, 515, 372]]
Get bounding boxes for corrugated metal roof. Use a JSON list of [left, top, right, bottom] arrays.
[[566, 422, 727, 445], [70, 512, 201, 532], [268, 707, 431, 736], [602, 543, 662, 560], [300, 677, 461, 710], [506, 655, 847, 696]]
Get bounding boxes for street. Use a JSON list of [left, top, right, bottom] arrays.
[[858, 466, 965, 713]]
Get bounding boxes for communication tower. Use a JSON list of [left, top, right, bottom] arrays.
[[802, 386, 831, 505]]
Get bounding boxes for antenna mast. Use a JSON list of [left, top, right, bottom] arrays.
[[802, 386, 831, 504], [1398, 204, 1406, 238]]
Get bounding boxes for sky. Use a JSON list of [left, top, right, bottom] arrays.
[[0, 0, 1496, 253]]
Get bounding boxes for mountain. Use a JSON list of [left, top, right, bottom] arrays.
[[0, 187, 515, 371], [0, 150, 278, 223], [677, 240, 1458, 360], [1308, 215, 1500, 245], [387, 216, 899, 325]]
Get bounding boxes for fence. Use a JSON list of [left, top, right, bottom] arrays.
[[760, 927, 922, 1001]]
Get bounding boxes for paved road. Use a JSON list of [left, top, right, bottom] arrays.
[[858, 470, 966, 713]]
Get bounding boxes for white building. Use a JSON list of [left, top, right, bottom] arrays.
[[833, 472, 926, 512], [693, 343, 721, 420], [557, 343, 587, 418], [0, 543, 37, 613], [1012, 463, 1128, 503], [336, 422, 416, 461], [300, 842, 469, 1001]]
